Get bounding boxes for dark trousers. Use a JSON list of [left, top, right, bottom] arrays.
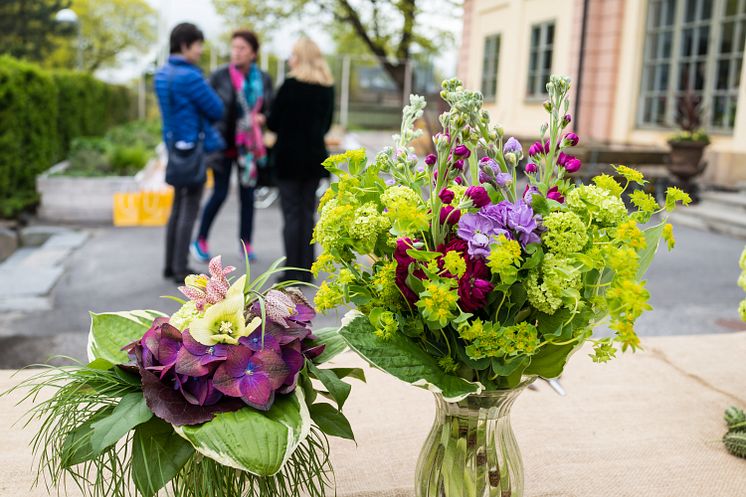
[[165, 184, 203, 276], [197, 157, 255, 244], [278, 178, 319, 282]]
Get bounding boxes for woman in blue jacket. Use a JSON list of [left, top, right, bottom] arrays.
[[154, 23, 224, 283]]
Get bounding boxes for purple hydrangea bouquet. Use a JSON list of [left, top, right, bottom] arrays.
[[10, 256, 358, 497], [313, 76, 690, 496]]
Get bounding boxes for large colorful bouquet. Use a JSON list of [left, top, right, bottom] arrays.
[[313, 75, 690, 399], [11, 257, 358, 497]]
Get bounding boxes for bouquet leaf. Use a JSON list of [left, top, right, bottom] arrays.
[[637, 222, 666, 279], [307, 362, 351, 409], [89, 391, 152, 455], [87, 310, 166, 363], [309, 403, 355, 441], [174, 389, 310, 477], [339, 316, 481, 401], [132, 417, 195, 497], [308, 327, 347, 364]]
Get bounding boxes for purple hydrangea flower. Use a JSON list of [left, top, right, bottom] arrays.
[[175, 330, 229, 377], [212, 347, 290, 411]]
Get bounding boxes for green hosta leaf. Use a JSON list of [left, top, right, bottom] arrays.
[[309, 327, 348, 364], [339, 315, 481, 401], [61, 406, 115, 468], [87, 310, 166, 363], [132, 417, 194, 497], [309, 403, 355, 441], [307, 362, 351, 409], [524, 342, 579, 378], [637, 222, 665, 279], [174, 389, 310, 476], [89, 392, 153, 455]]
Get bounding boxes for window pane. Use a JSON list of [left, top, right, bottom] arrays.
[[529, 51, 538, 70], [695, 61, 706, 89], [664, 0, 676, 25], [697, 26, 709, 55], [722, 21, 735, 53], [645, 64, 657, 90], [717, 59, 731, 89], [728, 96, 738, 127], [678, 62, 691, 89], [682, 28, 694, 56], [712, 95, 727, 126], [527, 75, 535, 95], [742, 0, 746, 13], [726, 0, 739, 16], [702, 0, 712, 19], [643, 97, 654, 123], [735, 58, 743, 85], [659, 63, 670, 90], [655, 96, 668, 124], [531, 27, 540, 47], [543, 49, 553, 69], [685, 0, 697, 22], [546, 23, 555, 45], [650, 0, 663, 27], [739, 20, 746, 52], [661, 31, 673, 57]]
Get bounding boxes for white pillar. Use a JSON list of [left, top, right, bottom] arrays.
[[340, 55, 351, 129]]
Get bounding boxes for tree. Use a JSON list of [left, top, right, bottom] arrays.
[[0, 0, 72, 61], [46, 0, 156, 72], [212, 0, 459, 93]]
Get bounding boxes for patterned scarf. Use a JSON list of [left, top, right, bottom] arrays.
[[230, 63, 266, 187]]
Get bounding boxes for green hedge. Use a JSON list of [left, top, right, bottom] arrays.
[[0, 56, 135, 218]]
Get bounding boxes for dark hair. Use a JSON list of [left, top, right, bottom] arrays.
[[232, 29, 260, 54], [169, 23, 204, 54]]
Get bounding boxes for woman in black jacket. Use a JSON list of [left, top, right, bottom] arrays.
[[267, 37, 334, 283]]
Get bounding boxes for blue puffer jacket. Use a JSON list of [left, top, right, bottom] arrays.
[[154, 56, 225, 153]]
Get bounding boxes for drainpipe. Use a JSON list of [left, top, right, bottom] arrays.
[[574, 0, 590, 133]]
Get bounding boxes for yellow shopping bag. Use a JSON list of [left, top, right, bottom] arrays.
[[139, 189, 174, 226], [113, 192, 142, 227]]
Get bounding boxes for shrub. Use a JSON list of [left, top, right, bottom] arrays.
[[0, 56, 135, 218]]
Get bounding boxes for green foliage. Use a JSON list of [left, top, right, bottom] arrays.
[[132, 417, 195, 497], [0, 0, 71, 61], [0, 55, 134, 218], [88, 310, 167, 364], [722, 406, 746, 459]]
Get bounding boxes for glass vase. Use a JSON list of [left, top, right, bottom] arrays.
[[415, 377, 535, 497]]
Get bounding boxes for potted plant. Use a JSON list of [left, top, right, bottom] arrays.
[[666, 90, 710, 201]]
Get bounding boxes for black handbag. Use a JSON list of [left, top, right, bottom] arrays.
[[164, 68, 207, 188]]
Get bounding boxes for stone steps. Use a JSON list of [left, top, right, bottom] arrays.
[[670, 191, 746, 239]]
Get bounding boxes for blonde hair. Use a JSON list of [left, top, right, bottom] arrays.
[[288, 37, 334, 87]]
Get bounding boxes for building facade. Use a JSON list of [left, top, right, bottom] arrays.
[[458, 0, 746, 185]]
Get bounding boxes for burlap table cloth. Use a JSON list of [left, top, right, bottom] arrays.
[[1, 332, 744, 497]]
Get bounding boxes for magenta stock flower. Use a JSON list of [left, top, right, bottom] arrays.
[[465, 185, 490, 208], [454, 176, 464, 185], [212, 347, 290, 411], [528, 141, 542, 157], [565, 157, 582, 173], [547, 186, 565, 203], [453, 144, 471, 158], [453, 159, 465, 171], [564, 132, 579, 146], [525, 162, 537, 174], [424, 153, 437, 166], [440, 205, 461, 225], [439, 188, 455, 204], [563, 113, 572, 125]]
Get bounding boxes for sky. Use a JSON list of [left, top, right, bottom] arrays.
[[98, 0, 461, 83]]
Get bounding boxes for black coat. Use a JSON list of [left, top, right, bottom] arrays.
[[267, 77, 334, 181], [209, 64, 273, 152]]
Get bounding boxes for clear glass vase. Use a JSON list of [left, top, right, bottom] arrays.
[[415, 377, 535, 497]]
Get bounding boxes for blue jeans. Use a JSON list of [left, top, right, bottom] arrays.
[[197, 157, 255, 244]]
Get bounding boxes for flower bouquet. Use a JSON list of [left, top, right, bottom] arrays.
[[312, 76, 690, 496], [10, 256, 359, 497]]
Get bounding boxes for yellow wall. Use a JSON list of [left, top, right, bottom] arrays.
[[467, 0, 576, 137]]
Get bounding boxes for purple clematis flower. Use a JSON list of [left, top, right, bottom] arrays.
[[213, 347, 290, 411], [175, 330, 228, 377]]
